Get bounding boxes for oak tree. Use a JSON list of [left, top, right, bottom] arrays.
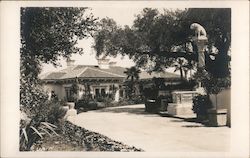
[[93, 8, 231, 77], [21, 7, 97, 80]]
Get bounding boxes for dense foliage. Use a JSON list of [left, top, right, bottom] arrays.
[[20, 7, 98, 114], [186, 9, 231, 77], [93, 8, 231, 78], [20, 75, 48, 114], [192, 68, 231, 95], [63, 121, 143, 151], [21, 7, 97, 80], [75, 98, 98, 111], [19, 7, 231, 149], [192, 67, 231, 112], [192, 95, 212, 121], [20, 99, 68, 151], [124, 66, 141, 98], [20, 7, 98, 151]]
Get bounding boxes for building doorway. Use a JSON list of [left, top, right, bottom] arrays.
[[65, 87, 74, 102], [95, 89, 100, 98]]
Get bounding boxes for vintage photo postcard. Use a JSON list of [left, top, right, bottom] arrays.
[[0, 1, 249, 158]]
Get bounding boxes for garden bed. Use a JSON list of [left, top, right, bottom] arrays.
[[31, 134, 84, 151], [31, 121, 144, 152]]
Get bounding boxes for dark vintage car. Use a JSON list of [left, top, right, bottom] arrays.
[[144, 88, 172, 113]]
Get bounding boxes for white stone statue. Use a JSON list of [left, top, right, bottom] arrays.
[[190, 23, 208, 94], [190, 23, 208, 68], [114, 89, 120, 102], [64, 103, 77, 123], [190, 23, 207, 40]]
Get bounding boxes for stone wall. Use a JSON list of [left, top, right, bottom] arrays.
[[209, 88, 231, 126], [167, 91, 198, 116], [209, 88, 230, 110]]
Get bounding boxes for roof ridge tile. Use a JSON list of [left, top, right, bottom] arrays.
[[87, 67, 125, 78], [77, 67, 89, 77]]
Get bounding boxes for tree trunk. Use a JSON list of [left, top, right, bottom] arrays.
[[180, 67, 183, 80], [215, 94, 218, 110], [184, 69, 188, 79]]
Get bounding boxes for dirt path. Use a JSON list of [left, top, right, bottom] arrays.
[[72, 104, 230, 152]]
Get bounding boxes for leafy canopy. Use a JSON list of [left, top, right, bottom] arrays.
[[20, 7, 98, 151], [184, 8, 231, 77], [21, 7, 97, 79], [20, 7, 98, 112], [93, 8, 231, 78]]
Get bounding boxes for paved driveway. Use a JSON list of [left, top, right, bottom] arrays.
[[72, 104, 230, 152]]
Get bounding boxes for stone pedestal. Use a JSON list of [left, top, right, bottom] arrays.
[[209, 89, 231, 126], [168, 104, 194, 115], [167, 91, 198, 116], [66, 102, 75, 109], [62, 105, 69, 111], [192, 36, 208, 67], [207, 109, 227, 126]]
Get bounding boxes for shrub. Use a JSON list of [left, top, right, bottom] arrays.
[[75, 98, 98, 110], [192, 95, 212, 118], [192, 68, 231, 95], [62, 121, 144, 151], [88, 101, 98, 110], [116, 98, 129, 106], [75, 99, 89, 109], [96, 97, 106, 102], [20, 78, 66, 151], [20, 117, 58, 151], [20, 99, 68, 151], [129, 95, 145, 104], [48, 101, 68, 125], [20, 76, 48, 117]]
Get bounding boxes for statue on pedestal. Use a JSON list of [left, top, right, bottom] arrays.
[[190, 23, 208, 95], [190, 23, 208, 68], [190, 23, 207, 40]]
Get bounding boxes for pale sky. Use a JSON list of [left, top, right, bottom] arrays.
[[41, 7, 146, 74], [41, 7, 181, 76]]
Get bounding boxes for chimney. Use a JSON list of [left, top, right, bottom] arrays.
[[66, 58, 75, 67], [97, 58, 110, 69]]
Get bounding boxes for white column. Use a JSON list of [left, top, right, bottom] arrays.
[[114, 89, 120, 102]]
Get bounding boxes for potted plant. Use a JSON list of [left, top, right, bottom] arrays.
[[193, 68, 231, 126], [192, 95, 212, 123], [205, 76, 230, 126]]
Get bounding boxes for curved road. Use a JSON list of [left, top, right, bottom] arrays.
[[72, 104, 230, 152]]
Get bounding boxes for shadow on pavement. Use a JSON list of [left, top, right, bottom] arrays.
[[95, 106, 159, 117], [159, 114, 219, 128], [93, 106, 209, 127], [159, 113, 197, 123], [159, 113, 211, 127], [181, 125, 205, 128]]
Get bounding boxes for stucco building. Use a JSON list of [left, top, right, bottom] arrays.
[[40, 59, 181, 102]]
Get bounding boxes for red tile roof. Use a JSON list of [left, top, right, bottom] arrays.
[[39, 72, 66, 80], [79, 67, 125, 78], [40, 65, 180, 81]]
